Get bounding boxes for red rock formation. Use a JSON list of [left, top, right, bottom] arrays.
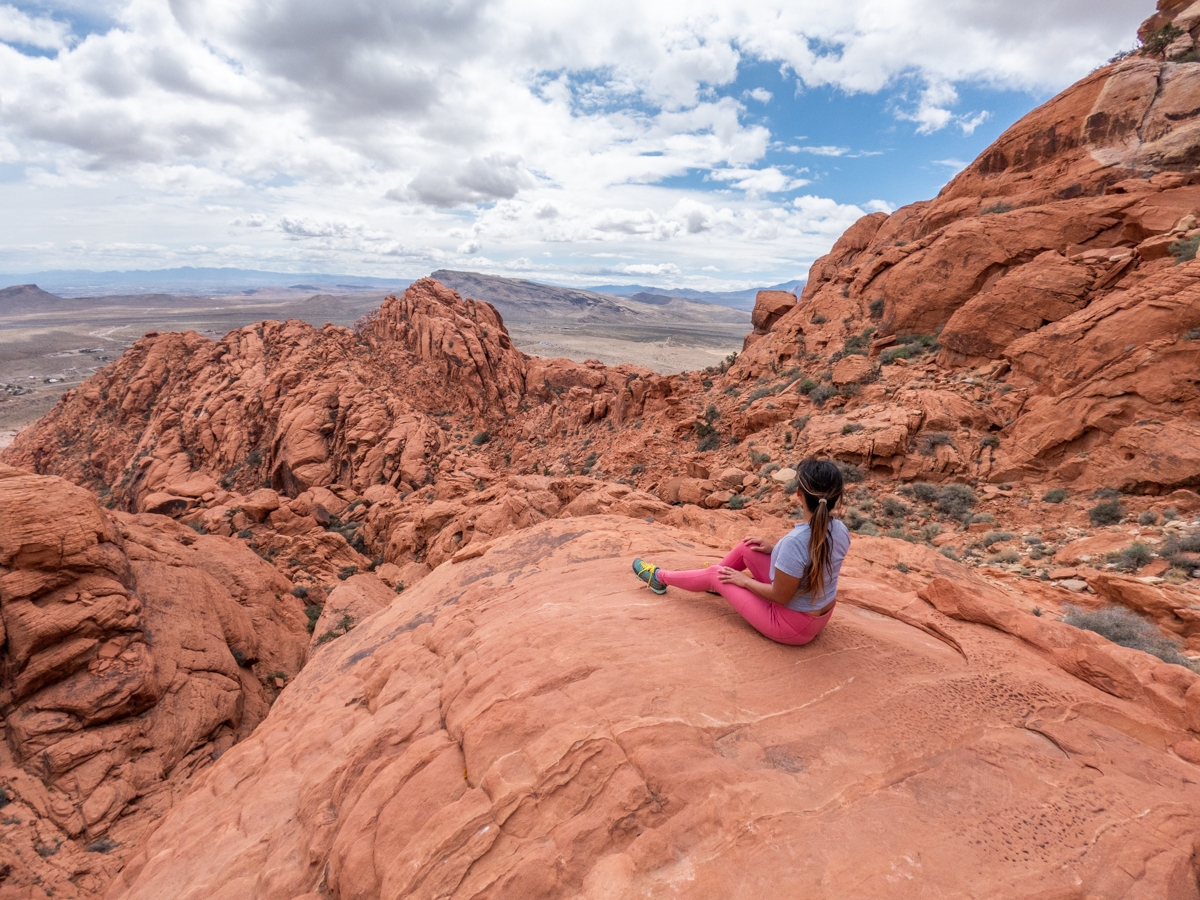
[[0, 465, 311, 894], [103, 517, 1200, 900]]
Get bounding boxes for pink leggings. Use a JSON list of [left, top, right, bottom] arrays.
[[657, 541, 834, 646]]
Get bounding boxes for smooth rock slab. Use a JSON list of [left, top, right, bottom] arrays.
[[107, 516, 1200, 900]]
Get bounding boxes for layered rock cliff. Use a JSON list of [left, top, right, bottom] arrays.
[[0, 466, 310, 894], [2, 3, 1200, 898]]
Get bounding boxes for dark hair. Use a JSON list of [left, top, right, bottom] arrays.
[[796, 458, 844, 602]]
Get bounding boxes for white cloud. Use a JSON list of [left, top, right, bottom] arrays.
[[0, 0, 1154, 290], [0, 4, 74, 50]]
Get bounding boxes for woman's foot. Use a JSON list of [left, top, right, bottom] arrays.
[[632, 559, 667, 594]]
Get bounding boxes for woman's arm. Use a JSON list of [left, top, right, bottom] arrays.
[[716, 566, 801, 605]]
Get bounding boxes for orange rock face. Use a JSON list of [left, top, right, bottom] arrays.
[[0, 465, 311, 894], [103, 518, 1200, 900]]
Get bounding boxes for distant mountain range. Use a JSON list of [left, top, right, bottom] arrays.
[[0, 267, 803, 309], [0, 267, 409, 297], [583, 280, 804, 311]]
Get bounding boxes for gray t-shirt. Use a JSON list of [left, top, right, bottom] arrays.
[[769, 519, 851, 612]]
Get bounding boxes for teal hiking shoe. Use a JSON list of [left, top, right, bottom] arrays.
[[632, 558, 667, 595]]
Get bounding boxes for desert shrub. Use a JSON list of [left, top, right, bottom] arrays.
[[981, 201, 1012, 215], [727, 494, 747, 510], [982, 531, 1014, 548], [797, 378, 818, 395], [919, 431, 955, 456], [1091, 487, 1121, 500], [886, 527, 920, 543], [920, 523, 943, 542], [970, 512, 995, 524], [317, 614, 357, 646], [723, 384, 741, 396], [471, 431, 490, 445], [1164, 507, 1180, 521], [792, 415, 810, 432], [86, 837, 118, 854], [836, 462, 865, 483], [980, 435, 1000, 449], [881, 345, 912, 364], [746, 386, 775, 403], [337, 565, 358, 581], [761, 462, 781, 476], [1042, 488, 1068, 503], [749, 449, 771, 465], [844, 508, 868, 531], [697, 433, 720, 452], [842, 423, 864, 435], [936, 484, 976, 518], [304, 603, 322, 634], [939, 546, 960, 561], [291, 585, 309, 599], [988, 549, 1021, 565], [810, 384, 838, 407], [856, 521, 880, 536], [704, 404, 720, 424], [810, 313, 828, 325], [882, 497, 911, 518], [868, 298, 885, 319], [395, 583, 406, 593], [1138, 510, 1160, 526], [1062, 605, 1192, 667], [909, 482, 939, 503], [1089, 499, 1125, 526], [842, 327, 875, 356], [839, 383, 861, 399], [1111, 542, 1154, 572], [1186, 328, 1200, 341], [1143, 22, 1184, 57]]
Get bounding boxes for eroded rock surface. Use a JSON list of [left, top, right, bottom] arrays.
[[105, 518, 1200, 900], [0, 466, 310, 895]]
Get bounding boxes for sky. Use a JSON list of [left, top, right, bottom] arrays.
[[0, 0, 1155, 291]]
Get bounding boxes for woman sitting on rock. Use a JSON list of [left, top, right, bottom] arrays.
[[633, 458, 849, 646]]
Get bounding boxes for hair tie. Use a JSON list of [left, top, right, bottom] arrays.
[[818, 498, 827, 506]]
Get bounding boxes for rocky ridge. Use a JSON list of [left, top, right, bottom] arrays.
[[2, 2, 1200, 896]]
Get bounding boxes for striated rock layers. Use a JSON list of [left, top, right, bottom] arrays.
[[105, 518, 1200, 900], [731, 2, 1200, 492], [0, 466, 310, 895]]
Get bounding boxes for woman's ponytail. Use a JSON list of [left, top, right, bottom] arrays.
[[796, 459, 844, 603]]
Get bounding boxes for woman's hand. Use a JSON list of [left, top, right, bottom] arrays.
[[716, 566, 752, 589], [743, 536, 775, 554]]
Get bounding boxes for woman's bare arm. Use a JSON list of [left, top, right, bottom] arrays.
[[716, 566, 801, 605]]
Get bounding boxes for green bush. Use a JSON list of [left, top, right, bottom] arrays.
[[920, 522, 942, 542], [981, 201, 1012, 215], [980, 435, 1000, 449], [1186, 328, 1200, 341], [291, 585, 309, 599], [919, 432, 955, 456], [304, 603, 322, 634], [337, 565, 359, 581], [836, 462, 865, 483], [1042, 488, 1068, 503], [982, 531, 1014, 548], [810, 313, 827, 325], [868, 298, 884, 320], [727, 494, 747, 510], [910, 482, 939, 503], [1089, 499, 1125, 526], [1170, 234, 1200, 264], [881, 345, 912, 364], [797, 378, 818, 395], [1138, 510, 1160, 526], [1062, 605, 1192, 667], [936, 484, 977, 518], [471, 431, 491, 445], [882, 497, 911, 518], [1142, 22, 1184, 57], [842, 423, 864, 435], [792, 415, 810, 432], [988, 549, 1021, 565], [1111, 542, 1153, 572], [809, 384, 838, 407], [697, 433, 720, 452]]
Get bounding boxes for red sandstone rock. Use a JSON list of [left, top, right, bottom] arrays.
[[0, 465, 310, 893], [103, 517, 1200, 900]]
